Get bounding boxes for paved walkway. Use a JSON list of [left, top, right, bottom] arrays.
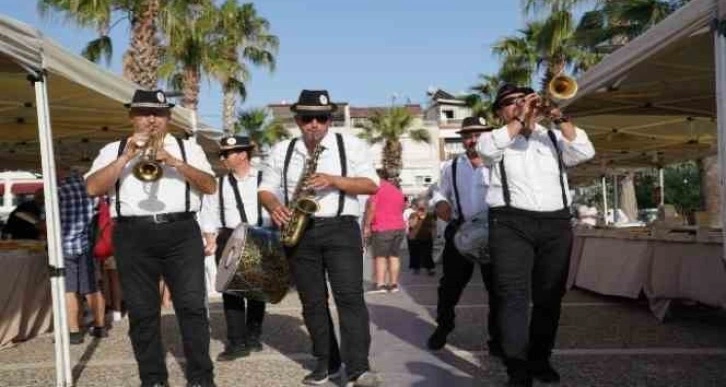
[[1, 257, 726, 386]]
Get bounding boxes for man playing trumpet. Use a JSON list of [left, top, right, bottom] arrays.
[[478, 84, 595, 386], [86, 89, 217, 387]]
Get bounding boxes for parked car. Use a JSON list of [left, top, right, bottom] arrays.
[[0, 171, 44, 225]]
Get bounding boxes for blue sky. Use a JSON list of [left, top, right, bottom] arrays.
[[4, 1, 551, 129]]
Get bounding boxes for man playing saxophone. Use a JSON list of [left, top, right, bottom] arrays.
[[258, 89, 381, 387]]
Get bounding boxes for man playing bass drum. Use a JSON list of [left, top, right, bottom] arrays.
[[200, 135, 270, 361]]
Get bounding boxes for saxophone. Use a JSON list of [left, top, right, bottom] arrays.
[[280, 144, 325, 247]]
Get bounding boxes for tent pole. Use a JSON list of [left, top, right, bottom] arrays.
[[658, 168, 665, 206], [34, 73, 72, 387], [613, 175, 619, 223], [601, 175, 609, 225], [715, 9, 726, 263]]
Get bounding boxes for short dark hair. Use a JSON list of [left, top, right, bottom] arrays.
[[376, 168, 389, 180]]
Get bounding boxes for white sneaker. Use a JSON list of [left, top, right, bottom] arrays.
[[365, 284, 388, 294], [112, 311, 124, 322]]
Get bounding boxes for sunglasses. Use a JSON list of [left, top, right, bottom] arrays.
[[299, 115, 331, 124], [219, 149, 246, 158]]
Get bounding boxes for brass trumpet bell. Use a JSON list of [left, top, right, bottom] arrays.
[[548, 74, 578, 101], [132, 160, 163, 182]]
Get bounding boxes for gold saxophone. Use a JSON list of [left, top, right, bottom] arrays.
[[280, 144, 325, 247]]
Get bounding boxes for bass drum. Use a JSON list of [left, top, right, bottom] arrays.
[[215, 224, 290, 304]]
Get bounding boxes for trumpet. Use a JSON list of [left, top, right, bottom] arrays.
[[132, 132, 164, 182], [547, 73, 578, 101]]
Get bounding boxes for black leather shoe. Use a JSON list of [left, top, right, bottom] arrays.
[[141, 382, 168, 387], [530, 359, 560, 383], [216, 343, 250, 361], [303, 361, 330, 385], [246, 332, 263, 352], [69, 331, 84, 345], [186, 381, 216, 387], [426, 326, 449, 350], [506, 359, 532, 387]]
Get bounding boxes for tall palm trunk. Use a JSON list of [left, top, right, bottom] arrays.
[[124, 0, 161, 88], [222, 82, 236, 135], [181, 66, 200, 111], [383, 139, 403, 184]]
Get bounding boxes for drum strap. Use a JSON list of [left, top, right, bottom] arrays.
[[220, 171, 265, 227], [451, 155, 464, 222], [113, 137, 190, 217], [282, 134, 346, 217]]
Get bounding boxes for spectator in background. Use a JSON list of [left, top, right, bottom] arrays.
[[2, 188, 45, 240], [363, 169, 406, 293], [407, 198, 436, 276], [59, 166, 106, 344]]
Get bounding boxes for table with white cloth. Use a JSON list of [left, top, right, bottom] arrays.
[[0, 241, 52, 349], [568, 227, 725, 320]]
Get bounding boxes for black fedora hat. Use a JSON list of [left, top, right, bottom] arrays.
[[219, 135, 255, 151], [290, 89, 338, 115], [457, 116, 494, 134], [492, 83, 535, 112], [124, 89, 175, 109]]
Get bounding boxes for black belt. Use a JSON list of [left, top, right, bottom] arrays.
[[116, 212, 195, 225], [310, 215, 357, 225]]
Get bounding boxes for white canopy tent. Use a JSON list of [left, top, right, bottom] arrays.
[[0, 14, 218, 386], [562, 0, 726, 255]]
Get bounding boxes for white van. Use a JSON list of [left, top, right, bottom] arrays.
[[0, 171, 43, 224]]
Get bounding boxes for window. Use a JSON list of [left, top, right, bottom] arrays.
[[442, 109, 454, 119]]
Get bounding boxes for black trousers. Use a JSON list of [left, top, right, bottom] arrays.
[[488, 207, 572, 365], [215, 227, 266, 345], [113, 218, 213, 385], [436, 222, 500, 345], [287, 216, 370, 376], [408, 239, 434, 270]]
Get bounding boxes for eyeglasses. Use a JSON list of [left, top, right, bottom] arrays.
[[499, 97, 523, 108], [299, 115, 331, 124]]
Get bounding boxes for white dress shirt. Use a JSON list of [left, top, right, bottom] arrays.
[[478, 124, 595, 212], [86, 134, 214, 217], [258, 131, 379, 218], [199, 168, 271, 233], [431, 155, 490, 221]]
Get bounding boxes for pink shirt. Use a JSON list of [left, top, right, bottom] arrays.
[[370, 180, 406, 232]]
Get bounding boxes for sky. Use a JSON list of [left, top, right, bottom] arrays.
[[3, 0, 565, 129]]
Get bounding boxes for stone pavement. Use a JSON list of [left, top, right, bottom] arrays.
[[2, 261, 726, 386]]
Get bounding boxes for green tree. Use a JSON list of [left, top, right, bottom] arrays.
[[38, 0, 165, 88], [208, 0, 278, 134], [465, 73, 504, 126], [357, 107, 431, 182], [234, 108, 289, 155]]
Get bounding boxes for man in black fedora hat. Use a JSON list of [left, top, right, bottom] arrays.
[[259, 89, 381, 386], [428, 116, 502, 357], [86, 89, 217, 387], [199, 134, 271, 361], [480, 84, 594, 386]]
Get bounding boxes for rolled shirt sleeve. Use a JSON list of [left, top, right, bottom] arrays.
[[258, 140, 285, 196], [347, 136, 380, 186], [85, 142, 120, 179], [431, 160, 453, 204], [198, 193, 220, 233], [558, 127, 596, 167], [478, 126, 514, 165]]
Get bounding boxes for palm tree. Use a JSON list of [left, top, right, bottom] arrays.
[[357, 107, 431, 183], [209, 1, 278, 134], [465, 73, 504, 125], [234, 108, 290, 157], [38, 0, 164, 88], [158, 0, 215, 111]]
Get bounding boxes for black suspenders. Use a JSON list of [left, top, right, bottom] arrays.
[[114, 137, 190, 217], [498, 130, 568, 210], [283, 133, 347, 217], [219, 170, 265, 228], [450, 155, 465, 222]]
